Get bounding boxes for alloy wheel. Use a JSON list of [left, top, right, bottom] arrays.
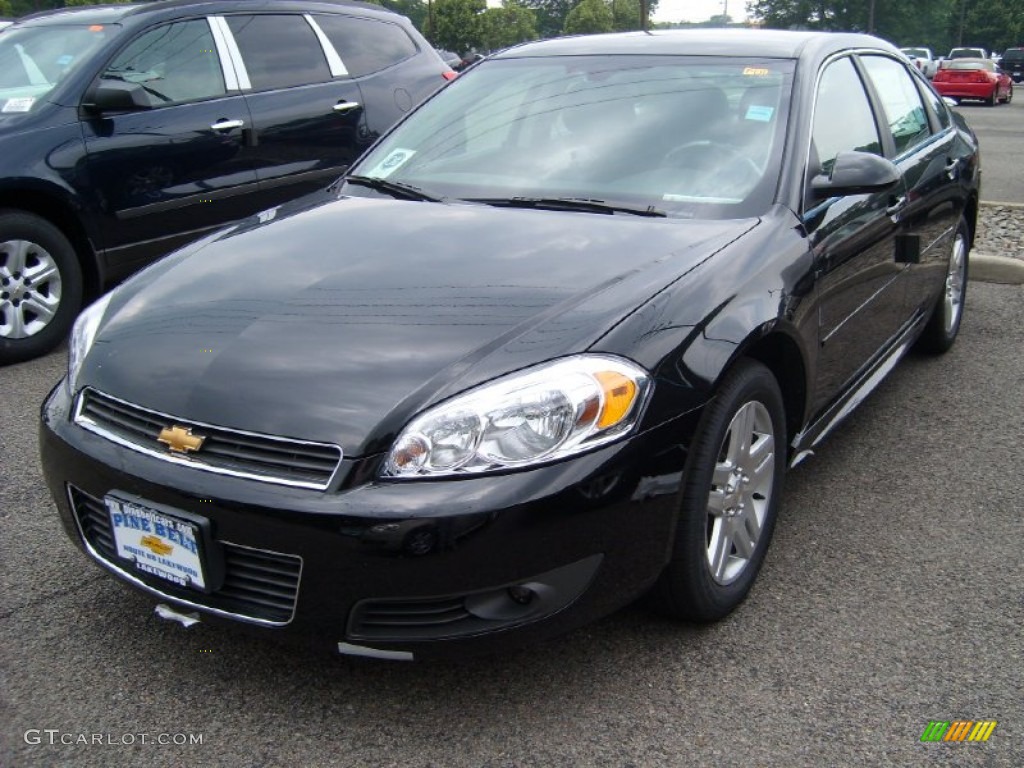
[[705, 400, 776, 585], [0, 239, 63, 339]]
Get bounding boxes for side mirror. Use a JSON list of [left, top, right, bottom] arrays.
[[83, 81, 152, 113], [811, 151, 900, 199]]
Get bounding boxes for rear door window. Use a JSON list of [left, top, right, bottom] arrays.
[[859, 55, 932, 156], [226, 15, 330, 91], [313, 15, 418, 77]]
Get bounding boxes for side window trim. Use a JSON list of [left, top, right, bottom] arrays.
[[209, 15, 251, 90], [304, 14, 348, 77]]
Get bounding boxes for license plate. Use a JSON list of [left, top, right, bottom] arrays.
[[106, 496, 207, 590]]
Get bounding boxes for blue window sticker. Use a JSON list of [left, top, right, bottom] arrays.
[[745, 105, 774, 122], [56, 54, 75, 67], [365, 149, 416, 179]]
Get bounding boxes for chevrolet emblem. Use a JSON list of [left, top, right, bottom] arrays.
[[140, 534, 174, 557], [158, 425, 206, 455]]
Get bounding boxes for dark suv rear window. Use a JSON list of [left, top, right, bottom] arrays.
[[1002, 49, 1024, 63], [314, 15, 417, 77], [227, 15, 331, 90]]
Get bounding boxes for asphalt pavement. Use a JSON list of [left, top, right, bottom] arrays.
[[2, 279, 1023, 767]]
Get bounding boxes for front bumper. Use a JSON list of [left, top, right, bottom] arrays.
[[40, 382, 696, 659]]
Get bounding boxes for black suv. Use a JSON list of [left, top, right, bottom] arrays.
[[0, 0, 453, 364], [1000, 47, 1024, 82]]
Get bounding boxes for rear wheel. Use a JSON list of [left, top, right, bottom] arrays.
[[650, 359, 786, 622], [917, 215, 969, 353], [0, 210, 83, 365], [986, 89, 998, 106]]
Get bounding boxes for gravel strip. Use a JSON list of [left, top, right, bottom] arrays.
[[975, 202, 1024, 259]]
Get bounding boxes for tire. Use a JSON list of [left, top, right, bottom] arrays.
[[650, 359, 786, 622], [1004, 86, 1013, 104], [986, 89, 997, 106], [917, 216, 969, 354], [0, 210, 83, 365]]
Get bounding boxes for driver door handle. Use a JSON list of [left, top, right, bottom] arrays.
[[333, 101, 361, 115], [886, 195, 907, 219], [210, 118, 245, 132]]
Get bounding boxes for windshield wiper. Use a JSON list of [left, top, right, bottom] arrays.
[[466, 197, 667, 217], [343, 175, 446, 203]]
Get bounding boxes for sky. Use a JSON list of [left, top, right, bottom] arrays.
[[653, 0, 749, 24]]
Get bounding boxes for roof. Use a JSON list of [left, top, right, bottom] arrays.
[[13, 0, 397, 27], [495, 29, 899, 61]]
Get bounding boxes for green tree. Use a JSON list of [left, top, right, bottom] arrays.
[[483, 0, 538, 51], [563, 0, 614, 34], [428, 0, 486, 54], [520, 0, 574, 39], [379, 0, 428, 32], [747, 0, 963, 52], [611, 0, 642, 31]]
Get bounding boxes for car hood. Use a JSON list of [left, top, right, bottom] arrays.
[[82, 196, 755, 455]]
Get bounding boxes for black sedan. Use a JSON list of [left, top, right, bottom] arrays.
[[40, 30, 979, 660]]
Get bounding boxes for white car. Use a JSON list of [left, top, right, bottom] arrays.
[[901, 47, 938, 78]]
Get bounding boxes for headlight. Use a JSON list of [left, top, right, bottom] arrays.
[[384, 355, 650, 478], [67, 293, 113, 395]]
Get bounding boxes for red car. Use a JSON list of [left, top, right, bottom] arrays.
[[933, 58, 1013, 105]]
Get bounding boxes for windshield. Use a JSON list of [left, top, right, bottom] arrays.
[[347, 55, 794, 219], [0, 23, 119, 110], [902, 48, 929, 58]]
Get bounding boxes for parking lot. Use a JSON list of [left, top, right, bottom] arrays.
[[3, 61, 1024, 768]]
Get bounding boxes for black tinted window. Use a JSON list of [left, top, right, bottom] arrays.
[[227, 15, 330, 90], [860, 55, 931, 156], [811, 57, 881, 173], [315, 15, 418, 76], [104, 20, 225, 104]]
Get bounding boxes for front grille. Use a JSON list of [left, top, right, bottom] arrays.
[[69, 486, 302, 625], [75, 388, 342, 489]]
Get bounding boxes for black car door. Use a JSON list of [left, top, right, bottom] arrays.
[[858, 54, 965, 324], [805, 55, 908, 414], [81, 18, 258, 275], [222, 13, 370, 208]]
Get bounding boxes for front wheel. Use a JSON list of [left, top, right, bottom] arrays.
[[917, 215, 969, 354], [650, 359, 786, 622], [0, 210, 83, 365]]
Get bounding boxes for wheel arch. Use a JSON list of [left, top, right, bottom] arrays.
[[0, 186, 101, 300], [716, 323, 810, 462]]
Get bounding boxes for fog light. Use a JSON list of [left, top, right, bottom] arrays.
[[507, 585, 535, 605]]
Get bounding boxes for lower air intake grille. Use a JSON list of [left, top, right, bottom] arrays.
[[68, 486, 301, 625]]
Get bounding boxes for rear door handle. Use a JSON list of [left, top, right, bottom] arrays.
[[333, 101, 362, 115], [210, 118, 245, 132], [945, 157, 960, 180]]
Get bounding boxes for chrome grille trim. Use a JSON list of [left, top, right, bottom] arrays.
[[74, 388, 342, 490], [66, 485, 302, 627]]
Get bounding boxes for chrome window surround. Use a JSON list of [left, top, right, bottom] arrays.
[[73, 388, 343, 491], [304, 14, 349, 77], [209, 15, 252, 90]]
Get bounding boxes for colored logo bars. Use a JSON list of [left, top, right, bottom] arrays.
[[921, 720, 997, 742]]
